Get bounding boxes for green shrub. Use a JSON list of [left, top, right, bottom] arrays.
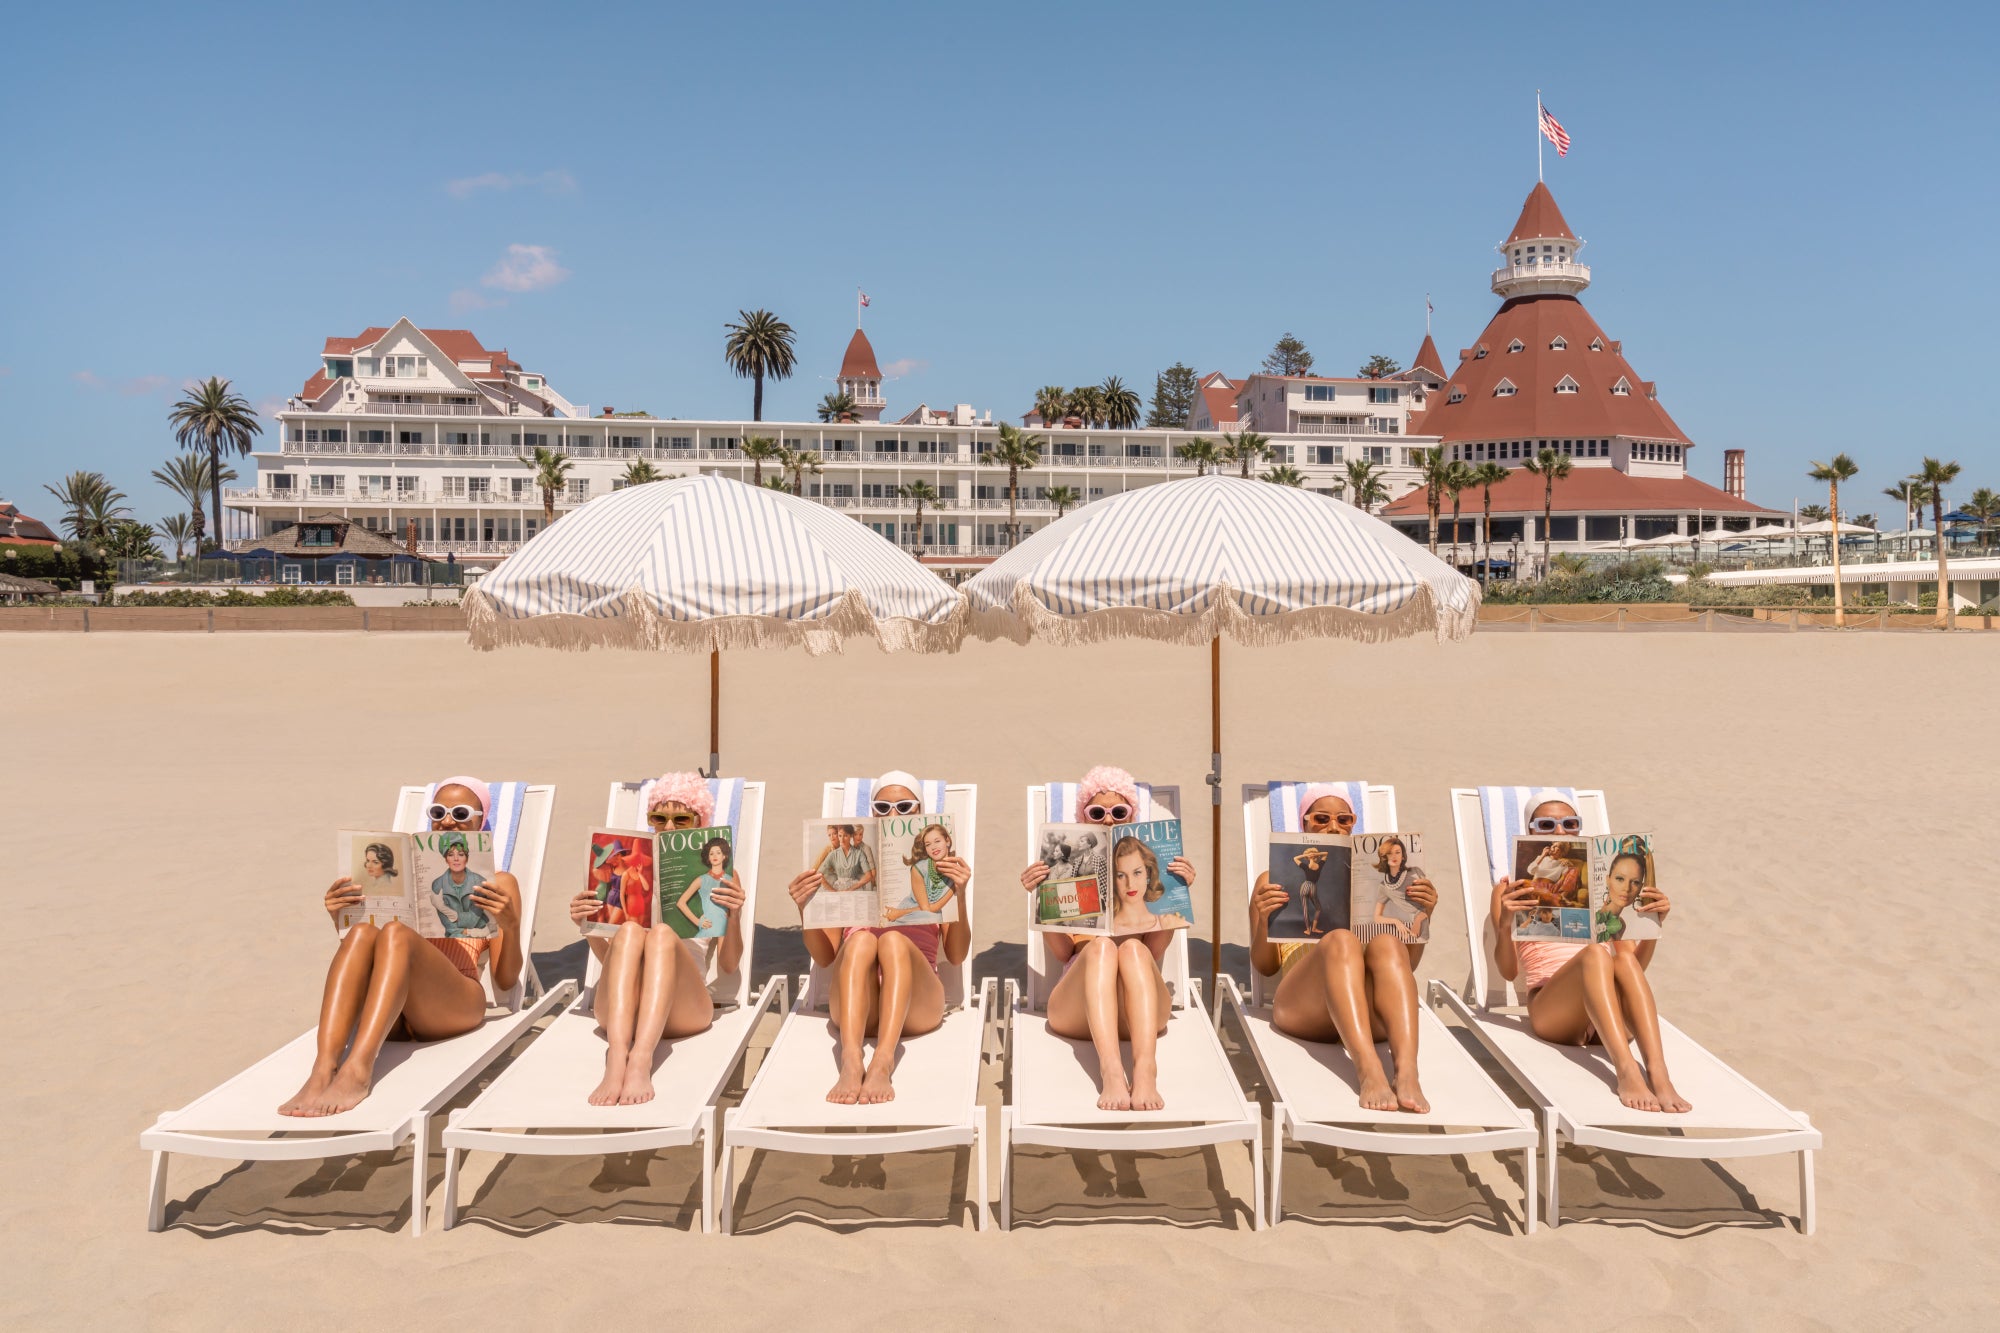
[[1482, 558, 1675, 605], [111, 588, 355, 608]]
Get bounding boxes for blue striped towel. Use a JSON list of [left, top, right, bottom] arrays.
[[1267, 780, 1369, 834], [1045, 779, 1157, 824], [841, 777, 950, 817]]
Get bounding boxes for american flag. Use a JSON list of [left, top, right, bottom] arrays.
[[1539, 103, 1570, 157], [858, 291, 871, 307]]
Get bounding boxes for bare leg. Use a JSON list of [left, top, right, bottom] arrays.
[[1363, 934, 1428, 1114], [858, 933, 944, 1104], [620, 927, 716, 1104], [826, 932, 879, 1104], [281, 924, 379, 1116], [309, 923, 486, 1115], [590, 923, 645, 1106], [1115, 939, 1169, 1111], [1279, 931, 1395, 1112], [1047, 938, 1129, 1109], [1528, 945, 1658, 1112], [1611, 949, 1690, 1113]]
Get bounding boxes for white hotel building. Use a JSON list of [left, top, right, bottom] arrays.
[[228, 320, 1439, 572]]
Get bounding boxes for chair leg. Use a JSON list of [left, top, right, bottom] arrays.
[[1798, 1148, 1815, 1236], [1250, 1122, 1266, 1232], [146, 1150, 170, 1232], [441, 1140, 462, 1231], [1542, 1110, 1560, 1228], [1269, 1104, 1285, 1226], [409, 1115, 429, 1239], [974, 1109, 990, 1232], [719, 1109, 737, 1235], [701, 1107, 717, 1236], [999, 1108, 1013, 1231], [1522, 1141, 1538, 1235]]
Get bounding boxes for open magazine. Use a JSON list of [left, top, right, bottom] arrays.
[[800, 813, 961, 931], [1348, 832, 1433, 944], [1031, 818, 1193, 936], [1263, 832, 1431, 944], [1508, 833, 1661, 943], [580, 829, 657, 937], [336, 829, 498, 939], [580, 826, 739, 940]]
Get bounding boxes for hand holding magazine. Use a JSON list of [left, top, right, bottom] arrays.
[[334, 829, 499, 939], [798, 813, 963, 931], [1029, 818, 1194, 936]]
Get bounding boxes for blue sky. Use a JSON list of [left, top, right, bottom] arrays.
[[3, 1, 1995, 526]]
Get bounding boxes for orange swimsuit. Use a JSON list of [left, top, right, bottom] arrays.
[[428, 936, 487, 983]]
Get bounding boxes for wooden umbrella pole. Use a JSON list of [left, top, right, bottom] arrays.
[[1209, 634, 1222, 995], [707, 648, 721, 778]]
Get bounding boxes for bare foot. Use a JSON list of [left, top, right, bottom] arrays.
[[1097, 1067, 1132, 1112], [1650, 1074, 1691, 1114], [1357, 1066, 1397, 1113], [617, 1059, 656, 1106], [827, 1048, 865, 1104], [859, 1052, 897, 1105], [589, 1051, 629, 1107], [1128, 1059, 1164, 1112], [1393, 1066, 1430, 1115], [279, 1065, 337, 1117], [1616, 1063, 1660, 1113], [312, 1065, 374, 1116]]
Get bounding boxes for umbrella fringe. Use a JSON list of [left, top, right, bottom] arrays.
[[970, 581, 1480, 647], [464, 586, 967, 657]]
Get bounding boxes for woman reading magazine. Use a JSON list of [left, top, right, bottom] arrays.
[[1020, 766, 1197, 1113], [566, 773, 746, 1107], [283, 778, 524, 1118], [1247, 786, 1434, 1115], [787, 772, 972, 1105], [1489, 794, 1686, 1113]]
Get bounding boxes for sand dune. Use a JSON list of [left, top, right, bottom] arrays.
[[5, 629, 1997, 1328]]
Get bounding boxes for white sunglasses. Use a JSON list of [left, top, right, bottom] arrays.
[[871, 798, 921, 816], [428, 803, 482, 824]]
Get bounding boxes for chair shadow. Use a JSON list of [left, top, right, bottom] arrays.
[[1005, 1144, 1257, 1230], [453, 1147, 708, 1234], [1273, 1142, 1522, 1233], [725, 1143, 979, 1235]]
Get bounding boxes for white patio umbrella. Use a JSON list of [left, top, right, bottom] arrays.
[[465, 473, 965, 773], [962, 474, 1478, 984], [1792, 519, 1875, 535]]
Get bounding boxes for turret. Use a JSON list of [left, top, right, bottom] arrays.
[[1491, 182, 1591, 298]]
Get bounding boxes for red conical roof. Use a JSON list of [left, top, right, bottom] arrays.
[[1412, 334, 1445, 377], [840, 328, 882, 379], [1505, 182, 1577, 243]]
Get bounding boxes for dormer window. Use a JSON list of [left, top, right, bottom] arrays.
[[1507, 339, 1524, 353], [1473, 345, 1488, 359], [1549, 336, 1567, 351], [1611, 377, 1632, 396], [1555, 376, 1579, 395], [1588, 337, 1605, 351], [1448, 388, 1466, 404], [1493, 378, 1517, 397]]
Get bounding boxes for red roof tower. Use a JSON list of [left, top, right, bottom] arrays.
[[837, 328, 885, 422]]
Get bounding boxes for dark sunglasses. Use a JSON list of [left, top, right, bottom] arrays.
[[1084, 802, 1133, 823], [871, 798, 921, 816], [427, 803, 482, 825], [1528, 816, 1582, 834]]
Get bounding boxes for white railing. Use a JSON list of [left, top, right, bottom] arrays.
[[348, 401, 491, 417], [1492, 260, 1591, 287]]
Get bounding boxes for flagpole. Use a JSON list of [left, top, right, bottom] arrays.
[[1537, 90, 1544, 182]]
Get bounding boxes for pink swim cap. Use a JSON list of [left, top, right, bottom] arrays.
[[1077, 765, 1139, 810], [646, 771, 715, 825], [435, 776, 492, 826]]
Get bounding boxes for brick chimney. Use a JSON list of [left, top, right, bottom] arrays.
[[601, 406, 615, 417], [1723, 449, 1746, 500]]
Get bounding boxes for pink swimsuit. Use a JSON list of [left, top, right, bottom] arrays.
[[843, 924, 940, 971], [1516, 938, 1585, 993]]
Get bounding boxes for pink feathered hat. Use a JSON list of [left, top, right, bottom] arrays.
[[647, 771, 715, 825], [1077, 764, 1139, 810]]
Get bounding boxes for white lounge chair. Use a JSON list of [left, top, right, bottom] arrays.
[[438, 780, 786, 1233], [719, 781, 993, 1232], [1216, 783, 1539, 1230], [142, 783, 568, 1237], [1439, 787, 1820, 1231], [1001, 784, 1263, 1230]]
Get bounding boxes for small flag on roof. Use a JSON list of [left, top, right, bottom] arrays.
[[859, 291, 871, 307], [1539, 103, 1570, 156]]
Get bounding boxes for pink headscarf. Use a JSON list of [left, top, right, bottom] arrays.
[[646, 771, 716, 826], [435, 776, 493, 828], [1077, 764, 1139, 810], [1298, 783, 1356, 818]]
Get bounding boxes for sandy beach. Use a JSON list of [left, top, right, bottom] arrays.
[[6, 628, 1997, 1329]]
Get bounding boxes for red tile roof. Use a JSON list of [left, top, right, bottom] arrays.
[[1381, 466, 1777, 518], [840, 328, 882, 379], [1417, 295, 1690, 445], [1196, 372, 1241, 427], [1506, 182, 1577, 243], [1412, 334, 1445, 377], [318, 327, 519, 381], [0, 502, 61, 547]]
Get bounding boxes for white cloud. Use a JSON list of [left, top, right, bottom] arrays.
[[482, 244, 570, 294], [445, 169, 576, 199], [881, 358, 930, 379]]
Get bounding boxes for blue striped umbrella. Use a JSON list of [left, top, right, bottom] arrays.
[[962, 475, 1478, 979], [466, 474, 964, 771]]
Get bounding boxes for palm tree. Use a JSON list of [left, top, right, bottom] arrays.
[[151, 453, 235, 554], [157, 512, 196, 561], [740, 435, 783, 487], [1443, 460, 1476, 568], [781, 447, 824, 498], [1175, 436, 1220, 476], [518, 445, 573, 528], [982, 423, 1044, 547], [1066, 385, 1107, 430], [1522, 447, 1573, 578], [760, 474, 792, 492], [1918, 456, 1962, 627], [1220, 430, 1271, 479], [1415, 447, 1452, 552], [43, 471, 129, 540], [896, 479, 941, 556], [622, 458, 666, 486], [1099, 376, 1142, 430], [722, 309, 798, 421], [1261, 464, 1305, 487], [1883, 478, 1930, 532], [1806, 453, 1860, 626], [1033, 385, 1070, 426], [1961, 487, 2000, 551], [1470, 461, 1510, 586], [168, 377, 263, 547], [1047, 485, 1082, 517], [1344, 458, 1389, 513], [816, 391, 858, 424], [105, 520, 163, 561]]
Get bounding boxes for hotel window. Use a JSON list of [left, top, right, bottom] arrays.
[[360, 474, 391, 496], [1589, 338, 1605, 351], [397, 476, 420, 497], [1550, 337, 1567, 350], [510, 478, 535, 500], [1368, 417, 1400, 435], [467, 478, 491, 500], [612, 435, 642, 449], [1473, 346, 1488, 359], [523, 377, 541, 389], [382, 355, 427, 378], [665, 435, 693, 449], [1611, 378, 1631, 396], [1494, 380, 1517, 397], [1303, 385, 1338, 402], [1508, 340, 1524, 353], [515, 432, 548, 448], [566, 434, 598, 450], [709, 437, 738, 450], [1448, 389, 1465, 403], [358, 429, 389, 444], [566, 479, 590, 503], [1311, 446, 1343, 465], [1362, 446, 1392, 465], [1402, 448, 1426, 467], [399, 431, 424, 445], [356, 357, 379, 376], [1368, 386, 1400, 404], [1555, 377, 1579, 395], [439, 477, 467, 499]]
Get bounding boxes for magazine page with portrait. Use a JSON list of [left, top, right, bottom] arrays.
[[1032, 818, 1193, 936], [1263, 832, 1353, 942], [1348, 831, 1433, 945], [1590, 833, 1664, 944], [580, 829, 657, 937], [1509, 835, 1592, 942]]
